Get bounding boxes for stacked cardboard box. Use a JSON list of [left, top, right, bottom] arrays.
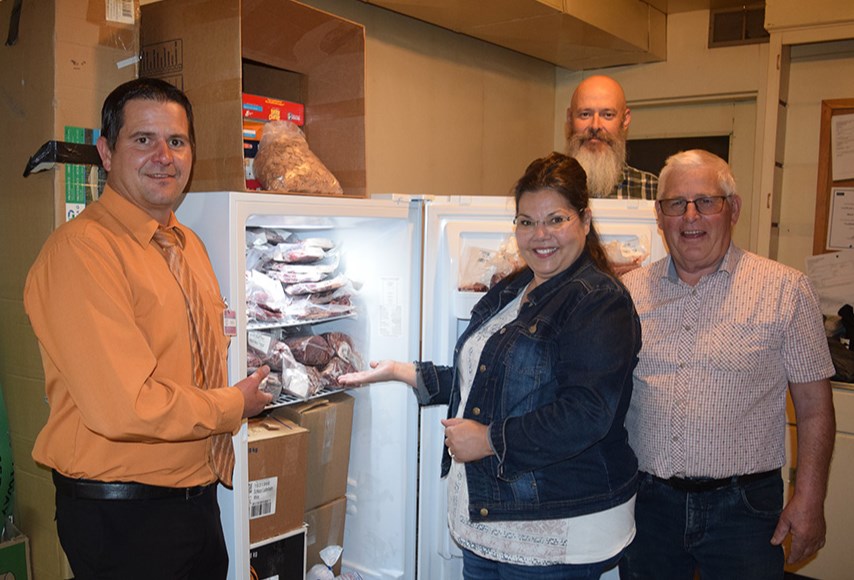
[[247, 416, 308, 544], [273, 392, 355, 573]]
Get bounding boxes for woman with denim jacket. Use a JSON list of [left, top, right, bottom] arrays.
[[339, 152, 641, 579]]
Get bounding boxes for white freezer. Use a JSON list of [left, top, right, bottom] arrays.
[[176, 192, 666, 580], [416, 196, 665, 580], [177, 191, 423, 580]]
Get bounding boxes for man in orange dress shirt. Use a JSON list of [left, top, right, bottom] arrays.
[[24, 78, 272, 579]]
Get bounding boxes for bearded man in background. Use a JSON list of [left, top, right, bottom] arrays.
[[566, 75, 658, 200]]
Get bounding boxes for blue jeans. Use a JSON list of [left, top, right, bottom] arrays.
[[619, 471, 784, 580], [462, 547, 622, 580]]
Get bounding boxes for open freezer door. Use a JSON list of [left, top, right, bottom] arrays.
[[418, 195, 517, 580], [177, 191, 423, 580], [589, 199, 667, 265], [415, 195, 663, 580]]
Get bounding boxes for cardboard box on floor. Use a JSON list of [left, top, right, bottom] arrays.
[[305, 496, 347, 575], [0, 534, 32, 580], [247, 416, 308, 544], [272, 392, 355, 511], [139, 0, 366, 197]]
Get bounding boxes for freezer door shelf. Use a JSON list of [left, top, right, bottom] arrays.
[[247, 312, 356, 332], [264, 385, 349, 410]]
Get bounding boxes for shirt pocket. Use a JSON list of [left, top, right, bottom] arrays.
[[501, 320, 555, 415], [705, 322, 780, 373]]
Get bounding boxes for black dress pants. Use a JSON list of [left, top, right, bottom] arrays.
[[55, 481, 228, 580]]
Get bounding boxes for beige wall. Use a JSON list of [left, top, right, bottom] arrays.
[[0, 1, 68, 578], [555, 9, 767, 253], [299, 0, 556, 197]]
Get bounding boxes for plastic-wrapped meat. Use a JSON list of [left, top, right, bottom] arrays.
[[264, 228, 299, 245], [258, 372, 283, 401], [265, 268, 328, 284], [283, 335, 334, 367], [247, 302, 287, 323], [246, 270, 289, 323], [300, 301, 355, 322], [247, 351, 263, 370], [301, 237, 335, 250], [306, 366, 326, 392], [267, 341, 296, 372], [246, 228, 268, 248], [306, 286, 350, 305], [248, 331, 287, 371], [285, 274, 348, 296], [265, 251, 340, 283], [322, 332, 362, 367], [282, 361, 311, 399], [271, 242, 326, 264], [320, 356, 358, 386]]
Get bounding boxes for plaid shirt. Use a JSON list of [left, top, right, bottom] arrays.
[[609, 165, 658, 200]]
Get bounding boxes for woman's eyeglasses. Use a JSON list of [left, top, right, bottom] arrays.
[[513, 213, 578, 232], [657, 195, 730, 216]]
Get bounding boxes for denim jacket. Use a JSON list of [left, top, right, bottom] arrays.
[[415, 251, 640, 522]]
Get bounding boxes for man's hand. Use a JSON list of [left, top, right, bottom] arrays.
[[771, 493, 827, 564], [236, 365, 273, 418], [775, 379, 835, 564]]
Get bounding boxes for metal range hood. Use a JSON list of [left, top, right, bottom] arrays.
[[360, 0, 668, 70]]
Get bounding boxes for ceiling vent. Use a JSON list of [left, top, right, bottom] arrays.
[[709, 3, 769, 48]]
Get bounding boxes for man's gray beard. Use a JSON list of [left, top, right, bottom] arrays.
[[567, 134, 627, 198]]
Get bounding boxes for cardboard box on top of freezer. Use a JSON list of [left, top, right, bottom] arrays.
[[140, 0, 365, 196], [247, 416, 308, 543], [271, 392, 355, 511]]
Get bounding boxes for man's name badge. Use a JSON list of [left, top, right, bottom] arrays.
[[223, 309, 238, 337]]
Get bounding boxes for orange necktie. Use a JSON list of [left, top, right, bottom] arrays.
[[153, 226, 235, 487]]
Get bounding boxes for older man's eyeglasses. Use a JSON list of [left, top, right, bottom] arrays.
[[657, 196, 730, 217], [513, 213, 578, 232]]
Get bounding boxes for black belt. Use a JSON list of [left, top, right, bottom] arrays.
[[648, 469, 779, 493], [52, 470, 216, 501]]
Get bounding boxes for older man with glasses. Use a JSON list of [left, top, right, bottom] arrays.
[[618, 149, 836, 580]]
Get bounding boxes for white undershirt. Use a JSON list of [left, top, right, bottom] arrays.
[[447, 287, 635, 565]]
